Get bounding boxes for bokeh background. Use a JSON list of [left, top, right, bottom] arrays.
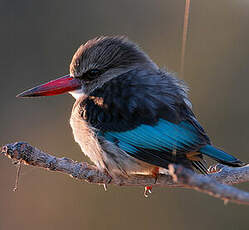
[[1, 0, 249, 229]]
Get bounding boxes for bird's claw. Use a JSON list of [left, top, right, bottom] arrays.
[[208, 164, 223, 174]]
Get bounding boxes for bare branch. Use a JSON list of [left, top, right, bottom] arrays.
[[1, 142, 249, 205], [168, 165, 249, 205]]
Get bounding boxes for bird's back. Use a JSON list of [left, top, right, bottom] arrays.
[[70, 67, 211, 175]]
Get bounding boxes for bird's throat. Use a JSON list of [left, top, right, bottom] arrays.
[[69, 88, 85, 99]]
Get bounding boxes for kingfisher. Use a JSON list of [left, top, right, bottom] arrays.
[[17, 36, 245, 181]]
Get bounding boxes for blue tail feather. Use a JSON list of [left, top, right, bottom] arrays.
[[199, 145, 245, 167]]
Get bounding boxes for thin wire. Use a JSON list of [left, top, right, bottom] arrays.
[[13, 161, 22, 192], [180, 0, 191, 78]]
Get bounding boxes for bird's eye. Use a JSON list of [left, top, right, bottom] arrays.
[[84, 69, 101, 81], [74, 69, 102, 81], [88, 69, 101, 76]]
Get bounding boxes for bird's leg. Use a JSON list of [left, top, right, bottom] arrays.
[[144, 167, 159, 197], [151, 166, 159, 184]]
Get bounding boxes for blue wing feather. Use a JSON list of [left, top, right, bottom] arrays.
[[103, 119, 205, 163]]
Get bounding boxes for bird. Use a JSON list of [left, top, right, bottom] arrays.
[[17, 36, 245, 180]]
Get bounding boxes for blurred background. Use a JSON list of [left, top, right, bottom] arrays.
[[1, 0, 249, 229]]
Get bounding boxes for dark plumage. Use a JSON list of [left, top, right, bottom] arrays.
[[18, 36, 245, 177], [70, 36, 245, 176]]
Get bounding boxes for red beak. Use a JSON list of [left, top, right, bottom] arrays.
[[16, 75, 81, 97]]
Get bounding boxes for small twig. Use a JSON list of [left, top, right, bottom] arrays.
[[180, 0, 191, 78], [103, 184, 107, 191], [1, 142, 249, 205], [13, 160, 22, 192]]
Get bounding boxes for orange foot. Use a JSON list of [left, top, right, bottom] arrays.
[[144, 186, 153, 197]]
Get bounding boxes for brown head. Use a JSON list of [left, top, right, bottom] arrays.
[[17, 36, 157, 98]]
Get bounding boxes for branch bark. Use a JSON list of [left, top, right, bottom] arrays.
[[1, 142, 249, 205]]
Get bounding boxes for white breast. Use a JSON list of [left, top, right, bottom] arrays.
[[70, 101, 106, 170]]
